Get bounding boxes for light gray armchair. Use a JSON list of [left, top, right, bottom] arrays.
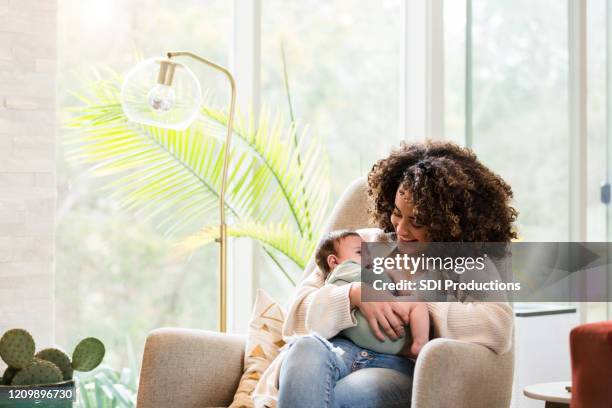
[[137, 178, 515, 408]]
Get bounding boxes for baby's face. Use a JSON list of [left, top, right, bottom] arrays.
[[334, 235, 364, 264]]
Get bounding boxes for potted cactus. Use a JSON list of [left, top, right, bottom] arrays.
[[0, 328, 105, 407]]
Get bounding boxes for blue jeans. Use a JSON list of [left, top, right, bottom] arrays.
[[277, 335, 415, 408]]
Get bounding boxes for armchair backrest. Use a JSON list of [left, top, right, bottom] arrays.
[[300, 177, 376, 282]]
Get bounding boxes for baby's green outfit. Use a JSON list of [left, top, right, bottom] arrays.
[[325, 260, 410, 354]]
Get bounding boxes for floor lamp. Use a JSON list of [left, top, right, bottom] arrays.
[[121, 51, 236, 332]]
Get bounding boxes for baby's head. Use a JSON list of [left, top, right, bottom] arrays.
[[315, 230, 363, 275]]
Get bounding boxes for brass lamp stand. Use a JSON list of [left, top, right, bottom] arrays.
[[168, 52, 235, 333], [122, 51, 236, 332]]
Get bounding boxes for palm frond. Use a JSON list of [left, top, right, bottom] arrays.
[[200, 106, 331, 239], [66, 113, 234, 234], [63, 68, 331, 283], [175, 221, 314, 280]]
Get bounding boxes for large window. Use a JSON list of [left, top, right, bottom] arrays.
[[261, 0, 402, 202], [446, 0, 570, 241], [57, 0, 231, 370], [445, 0, 610, 319], [257, 0, 403, 302]]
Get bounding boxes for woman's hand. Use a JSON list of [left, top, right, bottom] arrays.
[[349, 283, 415, 341]]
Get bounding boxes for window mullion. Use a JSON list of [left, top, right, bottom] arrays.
[[227, 0, 262, 333], [400, 0, 445, 142]]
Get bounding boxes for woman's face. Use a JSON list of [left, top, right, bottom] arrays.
[[390, 188, 429, 242]]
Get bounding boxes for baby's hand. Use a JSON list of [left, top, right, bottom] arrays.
[[410, 339, 426, 357], [388, 301, 418, 324]]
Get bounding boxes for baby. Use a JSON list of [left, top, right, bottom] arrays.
[[315, 230, 430, 356]]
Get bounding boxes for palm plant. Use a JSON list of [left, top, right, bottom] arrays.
[[63, 67, 330, 284]]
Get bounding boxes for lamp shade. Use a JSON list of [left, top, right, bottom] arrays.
[[121, 57, 202, 130]]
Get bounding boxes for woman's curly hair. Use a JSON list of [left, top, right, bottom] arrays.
[[367, 141, 518, 243]]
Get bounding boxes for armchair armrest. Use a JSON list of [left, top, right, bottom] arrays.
[[137, 328, 245, 408], [412, 338, 514, 408]]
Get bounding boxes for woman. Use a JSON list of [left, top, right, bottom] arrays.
[[276, 141, 518, 408]]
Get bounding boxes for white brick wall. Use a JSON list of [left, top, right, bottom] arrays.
[[0, 0, 56, 352]]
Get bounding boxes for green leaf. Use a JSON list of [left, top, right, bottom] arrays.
[[175, 222, 313, 273], [63, 67, 331, 285]]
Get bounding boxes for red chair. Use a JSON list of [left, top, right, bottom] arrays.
[[569, 320, 612, 408]]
